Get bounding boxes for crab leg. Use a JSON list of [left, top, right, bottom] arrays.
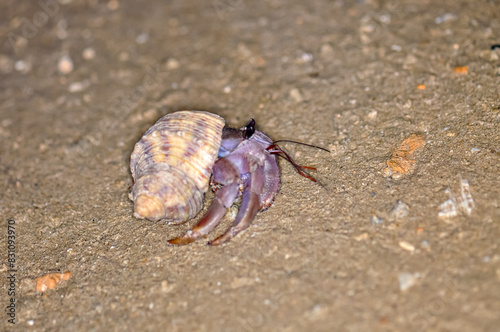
[[168, 159, 240, 245], [209, 166, 264, 246], [166, 187, 232, 245]]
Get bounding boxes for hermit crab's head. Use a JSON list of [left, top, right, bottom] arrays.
[[218, 118, 256, 157]]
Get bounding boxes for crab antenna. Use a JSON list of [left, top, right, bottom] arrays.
[[272, 140, 330, 153]]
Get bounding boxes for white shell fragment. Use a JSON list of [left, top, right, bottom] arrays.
[[398, 272, 421, 291], [438, 178, 474, 219]]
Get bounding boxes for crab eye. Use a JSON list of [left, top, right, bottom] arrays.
[[244, 118, 255, 139]]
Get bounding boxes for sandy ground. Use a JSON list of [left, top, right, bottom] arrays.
[[1, 0, 500, 331]]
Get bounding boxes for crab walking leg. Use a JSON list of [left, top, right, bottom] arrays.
[[168, 159, 240, 245], [166, 188, 230, 245], [261, 155, 280, 209], [209, 166, 265, 246]]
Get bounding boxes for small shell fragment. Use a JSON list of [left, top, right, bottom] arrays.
[[438, 178, 474, 219], [399, 240, 415, 252], [36, 272, 72, 292], [398, 272, 420, 291], [386, 134, 426, 175], [130, 111, 225, 222]]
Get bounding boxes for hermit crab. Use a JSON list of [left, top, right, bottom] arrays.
[[129, 110, 326, 245]]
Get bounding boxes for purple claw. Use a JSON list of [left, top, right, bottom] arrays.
[[209, 169, 264, 246], [168, 158, 240, 245], [209, 191, 260, 245], [167, 199, 227, 245]]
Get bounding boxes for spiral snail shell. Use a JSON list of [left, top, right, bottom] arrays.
[[129, 110, 225, 222]]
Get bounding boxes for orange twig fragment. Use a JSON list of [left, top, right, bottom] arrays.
[[386, 134, 426, 174], [36, 272, 72, 292]]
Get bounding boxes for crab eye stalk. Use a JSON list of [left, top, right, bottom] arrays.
[[244, 118, 256, 139]]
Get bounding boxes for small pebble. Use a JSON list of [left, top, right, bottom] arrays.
[[404, 54, 418, 65], [470, 148, 480, 153], [289, 88, 303, 102], [0, 55, 14, 74], [307, 304, 327, 319], [57, 20, 68, 39], [435, 13, 457, 24], [230, 277, 255, 289], [391, 44, 402, 52], [297, 52, 313, 63], [379, 13, 391, 23], [166, 58, 180, 70], [370, 215, 383, 224], [58, 55, 74, 74], [136, 33, 149, 44], [320, 44, 334, 59], [107, 0, 119, 10], [118, 51, 129, 61], [15, 60, 28, 71], [161, 280, 175, 293], [399, 241, 415, 252], [354, 232, 370, 241], [367, 110, 377, 119], [391, 200, 410, 220], [69, 82, 85, 93], [82, 47, 96, 60], [237, 43, 251, 57], [398, 272, 420, 291]]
